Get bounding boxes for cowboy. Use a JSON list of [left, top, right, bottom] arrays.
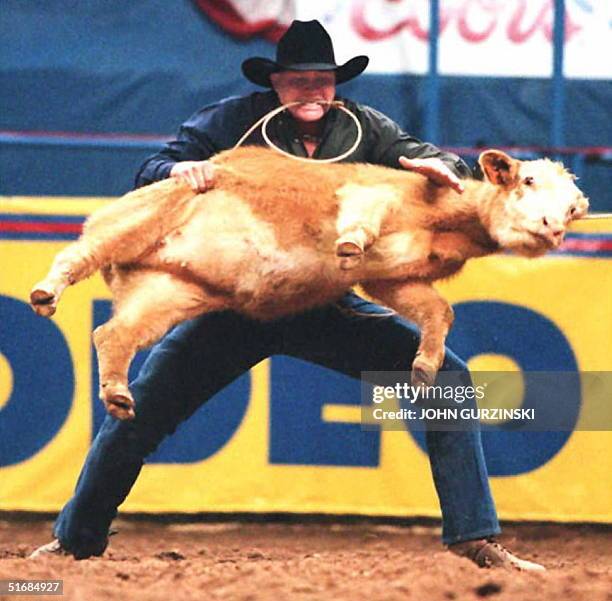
[[30, 20, 544, 571]]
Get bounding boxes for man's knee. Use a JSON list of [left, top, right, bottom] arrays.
[[96, 407, 168, 459]]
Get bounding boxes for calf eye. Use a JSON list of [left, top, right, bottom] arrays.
[[570, 207, 576, 215], [523, 176, 534, 186]]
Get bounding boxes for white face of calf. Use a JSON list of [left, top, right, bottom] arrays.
[[479, 150, 589, 256]]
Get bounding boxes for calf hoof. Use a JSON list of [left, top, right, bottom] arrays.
[[336, 230, 373, 270], [338, 254, 364, 271], [411, 356, 438, 388], [101, 384, 136, 420], [30, 287, 57, 317], [105, 395, 136, 421], [336, 239, 364, 258]]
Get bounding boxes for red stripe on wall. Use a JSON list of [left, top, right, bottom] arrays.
[[560, 238, 612, 252], [0, 221, 83, 234], [2, 220, 612, 254]]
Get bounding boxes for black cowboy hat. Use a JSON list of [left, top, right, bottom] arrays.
[[242, 20, 369, 88]]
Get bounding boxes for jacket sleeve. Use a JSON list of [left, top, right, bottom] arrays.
[[362, 106, 472, 178], [134, 96, 251, 188]]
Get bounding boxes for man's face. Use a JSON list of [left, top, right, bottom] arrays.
[[270, 70, 336, 122]]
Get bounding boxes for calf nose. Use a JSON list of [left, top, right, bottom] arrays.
[[542, 217, 564, 239]]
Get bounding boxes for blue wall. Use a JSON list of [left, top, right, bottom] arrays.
[[1, 0, 610, 205]]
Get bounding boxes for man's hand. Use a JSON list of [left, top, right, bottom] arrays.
[[170, 160, 215, 192], [399, 156, 464, 194]]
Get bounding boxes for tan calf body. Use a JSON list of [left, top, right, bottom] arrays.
[[30, 146, 588, 419]]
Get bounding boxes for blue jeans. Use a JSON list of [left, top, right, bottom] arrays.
[[54, 293, 500, 558]]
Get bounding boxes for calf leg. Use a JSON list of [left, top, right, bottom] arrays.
[[94, 270, 222, 420], [30, 178, 195, 316], [30, 239, 109, 316], [363, 279, 454, 386], [334, 183, 401, 270]]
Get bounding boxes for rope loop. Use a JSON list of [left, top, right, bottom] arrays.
[[233, 101, 362, 163]]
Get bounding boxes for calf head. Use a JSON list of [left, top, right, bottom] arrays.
[[479, 150, 589, 257]]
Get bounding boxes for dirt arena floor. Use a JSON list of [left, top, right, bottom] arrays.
[[0, 519, 610, 601]]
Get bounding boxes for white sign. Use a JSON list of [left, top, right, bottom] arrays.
[[200, 0, 612, 79]]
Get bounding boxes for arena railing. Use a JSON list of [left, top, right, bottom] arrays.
[[1, 129, 610, 184]]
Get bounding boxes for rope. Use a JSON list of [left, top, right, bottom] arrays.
[[232, 101, 362, 163], [579, 213, 612, 220]]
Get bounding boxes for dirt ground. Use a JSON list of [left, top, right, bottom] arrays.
[[0, 519, 610, 601]]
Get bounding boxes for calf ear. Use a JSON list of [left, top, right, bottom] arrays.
[[478, 150, 519, 188]]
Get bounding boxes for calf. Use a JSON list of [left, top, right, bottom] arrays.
[[30, 147, 588, 420]]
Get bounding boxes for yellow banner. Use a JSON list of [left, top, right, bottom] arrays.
[[1, 196, 611, 522]]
